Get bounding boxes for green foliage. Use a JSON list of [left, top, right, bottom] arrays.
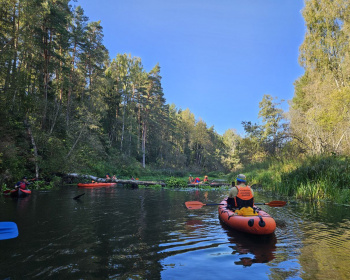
[[238, 94, 289, 166], [30, 180, 54, 190], [279, 156, 350, 199], [289, 0, 350, 155], [207, 171, 226, 178], [50, 176, 62, 186], [292, 73, 312, 112], [3, 0, 350, 190], [234, 156, 350, 204], [0, 0, 229, 182], [165, 177, 187, 188], [1, 183, 8, 192]]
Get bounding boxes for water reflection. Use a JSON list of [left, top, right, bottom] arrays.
[[1, 188, 350, 279], [15, 195, 31, 209], [184, 219, 203, 231], [220, 221, 276, 266]]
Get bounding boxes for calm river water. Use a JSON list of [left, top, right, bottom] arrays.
[[1, 186, 350, 279]]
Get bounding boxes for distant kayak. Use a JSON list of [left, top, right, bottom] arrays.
[[10, 189, 32, 197], [218, 199, 276, 235], [77, 183, 117, 188]]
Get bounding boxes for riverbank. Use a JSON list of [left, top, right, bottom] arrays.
[[230, 155, 350, 204], [1, 170, 228, 192], [65, 173, 229, 189]]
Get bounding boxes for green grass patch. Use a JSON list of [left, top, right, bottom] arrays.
[[231, 155, 350, 204]]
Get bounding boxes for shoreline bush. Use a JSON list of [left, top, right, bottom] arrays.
[[231, 156, 350, 204]]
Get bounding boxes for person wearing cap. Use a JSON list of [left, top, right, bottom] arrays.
[[14, 176, 30, 190], [227, 174, 254, 209], [203, 175, 209, 182]]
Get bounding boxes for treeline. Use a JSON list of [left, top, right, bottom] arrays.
[[0, 0, 233, 183], [291, 0, 350, 155], [2, 0, 350, 193], [228, 0, 350, 164], [229, 0, 350, 203]]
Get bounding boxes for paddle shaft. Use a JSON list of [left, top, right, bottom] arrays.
[[73, 193, 85, 200], [205, 203, 225, 206], [185, 200, 286, 209]]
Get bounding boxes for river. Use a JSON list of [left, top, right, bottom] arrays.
[[1, 186, 349, 279]]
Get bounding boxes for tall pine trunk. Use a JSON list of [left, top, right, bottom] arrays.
[[67, 41, 77, 127], [25, 120, 39, 178], [142, 121, 147, 168]]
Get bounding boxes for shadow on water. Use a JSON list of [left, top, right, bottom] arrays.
[[219, 220, 277, 267]]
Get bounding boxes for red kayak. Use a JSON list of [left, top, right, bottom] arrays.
[[10, 189, 32, 197], [77, 183, 117, 188]]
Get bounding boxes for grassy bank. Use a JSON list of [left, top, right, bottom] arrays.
[[230, 156, 350, 204]]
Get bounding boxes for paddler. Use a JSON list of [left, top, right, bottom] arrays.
[[14, 176, 30, 190], [227, 174, 254, 210]]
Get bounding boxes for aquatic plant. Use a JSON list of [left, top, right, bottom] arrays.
[[165, 177, 187, 188]]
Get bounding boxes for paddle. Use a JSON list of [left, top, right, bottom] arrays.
[[255, 201, 286, 207], [0, 222, 19, 240], [185, 200, 286, 209], [73, 193, 85, 200]]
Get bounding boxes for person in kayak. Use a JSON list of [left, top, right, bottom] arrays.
[[188, 175, 193, 183], [203, 175, 209, 182], [105, 174, 112, 182], [227, 174, 254, 209], [14, 176, 30, 190]]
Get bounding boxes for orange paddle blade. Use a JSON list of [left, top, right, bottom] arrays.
[[263, 200, 286, 207], [185, 201, 206, 209]]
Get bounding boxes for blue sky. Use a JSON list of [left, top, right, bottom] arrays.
[[76, 0, 305, 135]]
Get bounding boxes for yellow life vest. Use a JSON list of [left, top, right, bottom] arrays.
[[234, 206, 258, 216]]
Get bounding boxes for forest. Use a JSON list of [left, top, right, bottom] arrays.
[[1, 0, 350, 202]]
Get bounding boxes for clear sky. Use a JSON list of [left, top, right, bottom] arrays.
[[76, 0, 305, 135]]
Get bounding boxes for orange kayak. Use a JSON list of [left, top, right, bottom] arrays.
[[218, 199, 276, 235], [77, 183, 117, 188]]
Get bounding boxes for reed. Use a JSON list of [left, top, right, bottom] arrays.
[[233, 156, 350, 203]]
